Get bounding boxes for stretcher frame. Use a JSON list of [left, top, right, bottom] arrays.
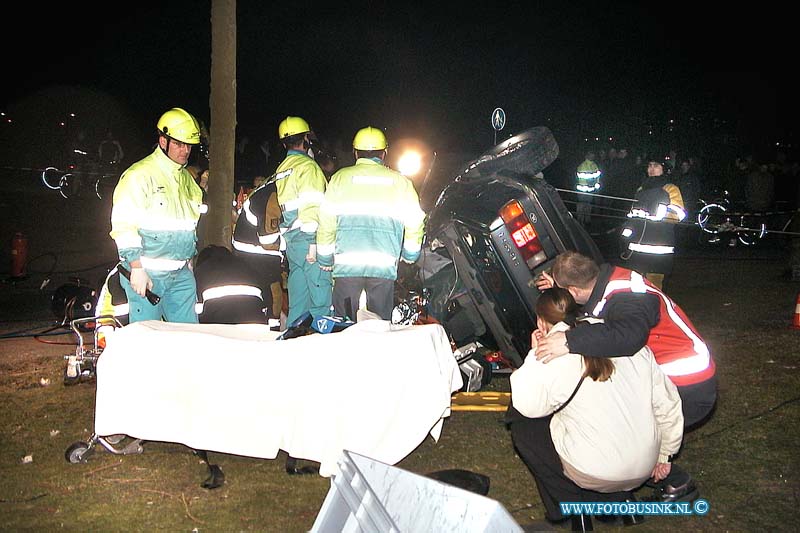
[[63, 316, 146, 463]]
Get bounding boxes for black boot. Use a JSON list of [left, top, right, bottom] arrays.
[[570, 514, 593, 532], [194, 449, 225, 489], [285, 455, 320, 475], [648, 464, 699, 503], [621, 495, 645, 527], [622, 513, 646, 527], [654, 478, 699, 503]]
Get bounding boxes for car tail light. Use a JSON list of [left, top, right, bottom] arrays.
[[499, 200, 546, 268]]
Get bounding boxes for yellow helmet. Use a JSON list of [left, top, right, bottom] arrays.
[[353, 126, 387, 151], [278, 116, 311, 139], [156, 108, 201, 144]]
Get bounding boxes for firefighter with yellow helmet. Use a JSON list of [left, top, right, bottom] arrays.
[[109, 107, 204, 323], [274, 116, 332, 324], [317, 126, 425, 320]]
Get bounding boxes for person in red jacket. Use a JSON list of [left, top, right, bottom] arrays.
[[534, 251, 717, 503]]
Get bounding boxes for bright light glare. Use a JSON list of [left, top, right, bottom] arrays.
[[398, 151, 422, 176]]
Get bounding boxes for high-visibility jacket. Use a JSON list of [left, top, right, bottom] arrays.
[[621, 180, 685, 256], [317, 158, 425, 280], [110, 147, 203, 270], [587, 266, 715, 387], [95, 264, 129, 327], [231, 181, 285, 257], [575, 159, 602, 192], [274, 150, 327, 238]]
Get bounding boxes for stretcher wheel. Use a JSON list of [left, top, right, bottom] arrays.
[[65, 441, 92, 464]]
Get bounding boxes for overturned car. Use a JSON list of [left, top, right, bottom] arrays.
[[395, 127, 603, 389]]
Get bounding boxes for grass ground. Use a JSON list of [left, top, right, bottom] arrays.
[[1, 187, 799, 531]]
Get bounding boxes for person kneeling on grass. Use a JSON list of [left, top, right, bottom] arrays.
[[506, 288, 684, 531]]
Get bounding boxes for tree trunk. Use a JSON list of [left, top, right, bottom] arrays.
[[205, 0, 236, 249]]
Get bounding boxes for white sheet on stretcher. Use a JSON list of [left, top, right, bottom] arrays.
[[94, 319, 462, 477]]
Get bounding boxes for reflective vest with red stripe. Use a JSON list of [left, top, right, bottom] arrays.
[[591, 267, 715, 387]]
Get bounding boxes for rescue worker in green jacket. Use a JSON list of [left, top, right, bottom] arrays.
[[109, 108, 204, 323], [317, 127, 426, 320], [274, 116, 332, 324], [575, 155, 602, 227]]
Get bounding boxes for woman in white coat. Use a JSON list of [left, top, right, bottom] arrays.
[[508, 288, 684, 531]]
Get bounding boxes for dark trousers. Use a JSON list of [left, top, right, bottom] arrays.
[[678, 375, 717, 429], [657, 375, 718, 488], [620, 251, 675, 290], [333, 276, 394, 320], [510, 413, 632, 522]]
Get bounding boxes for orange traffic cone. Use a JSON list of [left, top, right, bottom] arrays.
[[792, 292, 800, 330]]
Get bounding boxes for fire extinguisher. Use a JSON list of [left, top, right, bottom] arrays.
[[10, 232, 28, 278]]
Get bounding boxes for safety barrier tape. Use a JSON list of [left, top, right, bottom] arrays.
[[556, 191, 800, 237], [2, 165, 120, 179], [555, 187, 800, 217], [697, 208, 800, 217]]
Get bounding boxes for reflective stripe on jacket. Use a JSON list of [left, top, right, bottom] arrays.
[[275, 151, 327, 237], [193, 251, 265, 320], [110, 147, 202, 268], [317, 158, 425, 279], [575, 160, 602, 192], [576, 170, 602, 192], [195, 285, 263, 314], [622, 183, 685, 255], [231, 181, 285, 257], [592, 267, 715, 387]]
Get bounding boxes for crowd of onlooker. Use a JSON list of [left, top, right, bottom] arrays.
[[558, 140, 800, 281], [557, 143, 800, 216]]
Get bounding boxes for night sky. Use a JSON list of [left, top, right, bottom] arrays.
[[2, 1, 792, 165]]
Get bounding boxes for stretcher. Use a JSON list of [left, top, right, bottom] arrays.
[[65, 318, 462, 477]]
